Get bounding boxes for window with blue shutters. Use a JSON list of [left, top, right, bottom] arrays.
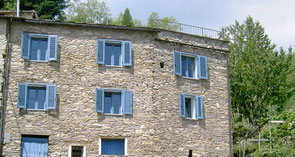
[[180, 93, 204, 120], [174, 51, 208, 79], [95, 88, 133, 115], [21, 33, 58, 61], [21, 136, 49, 157], [97, 39, 132, 66], [101, 139, 125, 156], [18, 83, 57, 110]]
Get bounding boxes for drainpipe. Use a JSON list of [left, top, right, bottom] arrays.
[[226, 51, 233, 157], [0, 17, 13, 156]]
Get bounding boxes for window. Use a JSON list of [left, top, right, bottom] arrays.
[[180, 94, 204, 119], [95, 88, 132, 115], [18, 83, 57, 110], [100, 139, 127, 156], [97, 40, 132, 66], [21, 33, 58, 61], [21, 136, 48, 157], [182, 55, 195, 78], [174, 51, 208, 79], [68, 145, 86, 157]]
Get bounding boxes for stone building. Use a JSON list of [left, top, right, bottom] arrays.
[[0, 16, 231, 156]]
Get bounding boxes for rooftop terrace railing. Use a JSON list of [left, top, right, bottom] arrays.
[[153, 20, 224, 40]]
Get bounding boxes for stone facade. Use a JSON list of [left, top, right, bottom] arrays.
[[0, 17, 231, 156]]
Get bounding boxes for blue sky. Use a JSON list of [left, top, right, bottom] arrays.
[[103, 0, 295, 50]]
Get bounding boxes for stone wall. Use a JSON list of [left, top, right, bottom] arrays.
[[2, 19, 230, 156]]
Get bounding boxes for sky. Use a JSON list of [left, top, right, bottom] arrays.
[[103, 0, 295, 50]]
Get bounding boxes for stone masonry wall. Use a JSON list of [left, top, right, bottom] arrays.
[[2, 20, 230, 156]]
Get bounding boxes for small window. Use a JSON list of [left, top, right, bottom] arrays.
[[18, 83, 57, 110], [180, 94, 204, 119], [97, 40, 132, 66], [27, 86, 46, 109], [174, 51, 208, 79], [101, 139, 126, 156], [95, 88, 133, 115], [21, 33, 58, 61], [182, 56, 195, 78], [185, 97, 194, 119], [69, 145, 86, 157], [21, 136, 48, 157]]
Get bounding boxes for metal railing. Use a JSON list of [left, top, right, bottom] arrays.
[[153, 20, 224, 39]]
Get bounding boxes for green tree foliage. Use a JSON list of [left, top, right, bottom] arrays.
[[254, 111, 295, 156], [20, 0, 68, 20], [112, 8, 142, 27], [66, 0, 111, 24], [0, 0, 68, 19], [222, 16, 295, 126], [147, 12, 179, 31], [133, 19, 142, 27], [113, 13, 123, 25], [0, 0, 15, 10], [121, 8, 133, 26]]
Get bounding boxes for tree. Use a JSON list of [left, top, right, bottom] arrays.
[[133, 19, 142, 27], [19, 0, 69, 20], [66, 0, 111, 24], [121, 8, 133, 26], [147, 12, 179, 31], [0, 0, 15, 10], [222, 16, 294, 126]]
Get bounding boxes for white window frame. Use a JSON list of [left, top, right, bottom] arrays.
[[99, 138, 128, 156], [68, 145, 86, 157]]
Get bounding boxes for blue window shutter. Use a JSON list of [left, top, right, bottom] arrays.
[[48, 35, 58, 61], [123, 90, 133, 114], [46, 84, 56, 109], [123, 41, 132, 66], [180, 94, 185, 117], [195, 96, 204, 119], [18, 83, 27, 108], [197, 55, 208, 79], [174, 51, 181, 75], [21, 33, 30, 59], [95, 88, 104, 113], [97, 40, 105, 64]]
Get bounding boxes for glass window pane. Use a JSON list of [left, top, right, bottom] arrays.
[[30, 38, 48, 61], [181, 56, 195, 78], [185, 98, 192, 118], [112, 93, 121, 114], [181, 56, 186, 76], [102, 139, 124, 155], [21, 136, 48, 156], [27, 87, 46, 109], [72, 146, 83, 157], [187, 57, 195, 78], [105, 43, 121, 66], [104, 92, 122, 114], [104, 92, 112, 113], [105, 43, 112, 66]]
